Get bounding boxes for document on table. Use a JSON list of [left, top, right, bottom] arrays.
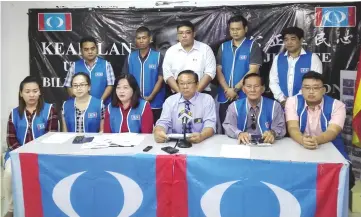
[[81, 133, 145, 149], [167, 133, 192, 139], [41, 134, 75, 144], [220, 144, 251, 159]]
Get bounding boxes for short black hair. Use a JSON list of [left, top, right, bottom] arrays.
[[281, 26, 304, 40], [302, 71, 325, 84], [71, 72, 91, 86], [136, 26, 151, 37], [177, 20, 195, 32], [227, 15, 248, 28], [18, 76, 44, 118], [176, 70, 199, 83], [242, 73, 264, 86], [111, 74, 141, 109], [80, 36, 97, 49]]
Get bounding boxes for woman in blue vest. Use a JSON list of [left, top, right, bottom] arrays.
[[104, 74, 153, 133], [4, 76, 59, 217], [62, 72, 104, 133]]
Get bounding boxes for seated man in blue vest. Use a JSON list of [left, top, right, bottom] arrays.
[[154, 70, 216, 144], [269, 26, 323, 107], [223, 73, 286, 144], [285, 71, 355, 189], [216, 15, 262, 133], [122, 26, 165, 124], [64, 36, 115, 105]]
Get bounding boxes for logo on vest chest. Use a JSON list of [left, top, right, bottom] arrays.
[[300, 68, 310, 73], [88, 112, 97, 118], [239, 55, 247, 60], [131, 115, 141, 120], [148, 64, 156, 69], [37, 123, 45, 130], [265, 122, 270, 129], [94, 72, 104, 77]]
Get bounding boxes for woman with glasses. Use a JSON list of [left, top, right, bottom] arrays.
[[62, 72, 104, 133], [104, 74, 153, 133], [4, 76, 59, 217]]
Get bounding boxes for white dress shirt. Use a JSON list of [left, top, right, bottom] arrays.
[[162, 40, 216, 91], [269, 48, 323, 102]]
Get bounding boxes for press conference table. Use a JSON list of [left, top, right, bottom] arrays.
[[10, 133, 350, 217]]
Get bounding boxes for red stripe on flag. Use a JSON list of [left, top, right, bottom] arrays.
[[172, 155, 188, 217], [20, 153, 43, 217], [348, 7, 356, 27], [65, 13, 72, 30], [156, 155, 174, 217], [38, 13, 44, 30], [315, 8, 323, 27], [315, 163, 343, 217]]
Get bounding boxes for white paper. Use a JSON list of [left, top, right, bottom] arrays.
[[220, 144, 251, 159], [41, 134, 75, 144], [107, 133, 145, 146], [246, 143, 272, 147], [167, 133, 192, 139]]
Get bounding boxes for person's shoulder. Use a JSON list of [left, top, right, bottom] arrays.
[[165, 93, 181, 104], [199, 92, 215, 103], [196, 40, 212, 50]]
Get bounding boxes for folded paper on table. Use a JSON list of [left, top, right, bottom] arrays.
[[220, 144, 251, 159], [167, 133, 192, 139], [41, 133, 75, 144]]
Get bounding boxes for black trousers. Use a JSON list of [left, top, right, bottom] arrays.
[[152, 108, 162, 125], [219, 101, 233, 134]]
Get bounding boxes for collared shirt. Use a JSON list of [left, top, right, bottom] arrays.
[[216, 39, 263, 66], [7, 106, 59, 151], [156, 92, 216, 133], [269, 48, 323, 102], [223, 98, 286, 139], [285, 96, 346, 136], [162, 40, 216, 91], [64, 57, 115, 87], [122, 49, 164, 76]]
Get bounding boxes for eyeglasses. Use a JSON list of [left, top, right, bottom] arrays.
[[251, 113, 257, 130], [72, 83, 88, 89], [177, 31, 193, 36], [302, 86, 324, 92], [178, 81, 196, 87], [244, 85, 261, 90]]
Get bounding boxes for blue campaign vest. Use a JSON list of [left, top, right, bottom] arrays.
[[74, 57, 110, 104], [217, 39, 253, 103], [128, 49, 165, 109], [108, 99, 147, 133], [277, 52, 312, 97], [4, 103, 52, 162], [234, 97, 275, 134], [63, 96, 102, 133], [296, 95, 350, 160]]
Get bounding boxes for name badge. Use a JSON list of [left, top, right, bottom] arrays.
[[131, 115, 141, 120], [37, 123, 45, 130], [239, 55, 247, 60], [149, 64, 156, 69], [88, 112, 97, 118], [300, 68, 309, 73], [95, 72, 104, 76], [194, 118, 202, 123]]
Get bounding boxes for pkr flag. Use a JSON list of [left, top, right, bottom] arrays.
[[352, 49, 361, 147], [38, 13, 72, 31]]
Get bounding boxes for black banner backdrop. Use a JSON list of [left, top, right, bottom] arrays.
[[29, 3, 361, 110]]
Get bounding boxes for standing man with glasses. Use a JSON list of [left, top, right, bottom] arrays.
[[223, 73, 286, 144], [216, 15, 262, 133], [162, 21, 216, 95], [154, 70, 216, 144], [285, 71, 355, 189], [269, 27, 322, 107], [64, 36, 115, 105]]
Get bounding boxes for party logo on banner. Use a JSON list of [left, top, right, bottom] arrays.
[[315, 6, 356, 27], [38, 13, 72, 31]]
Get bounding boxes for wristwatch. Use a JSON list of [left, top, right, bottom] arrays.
[[234, 87, 241, 93]]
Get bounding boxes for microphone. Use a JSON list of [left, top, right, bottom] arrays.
[[176, 109, 193, 148]]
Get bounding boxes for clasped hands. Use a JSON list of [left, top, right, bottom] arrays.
[[238, 130, 275, 144], [154, 130, 204, 144]]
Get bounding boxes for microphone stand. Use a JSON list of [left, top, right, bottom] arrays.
[[175, 118, 192, 148]]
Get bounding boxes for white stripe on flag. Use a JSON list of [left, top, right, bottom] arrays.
[[337, 163, 349, 217], [10, 153, 25, 217]]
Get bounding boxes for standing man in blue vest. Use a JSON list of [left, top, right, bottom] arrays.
[[223, 73, 286, 144], [269, 27, 322, 107], [285, 71, 355, 189], [64, 36, 115, 105], [122, 26, 165, 124], [216, 15, 262, 133]]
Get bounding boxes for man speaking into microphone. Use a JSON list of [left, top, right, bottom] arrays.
[[154, 70, 216, 144]]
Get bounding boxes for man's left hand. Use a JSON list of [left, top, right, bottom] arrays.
[[262, 130, 275, 144], [144, 96, 153, 102], [187, 132, 203, 144]]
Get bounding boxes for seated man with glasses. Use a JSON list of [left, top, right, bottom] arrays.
[[223, 73, 286, 144], [285, 71, 355, 189], [154, 70, 216, 144]]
